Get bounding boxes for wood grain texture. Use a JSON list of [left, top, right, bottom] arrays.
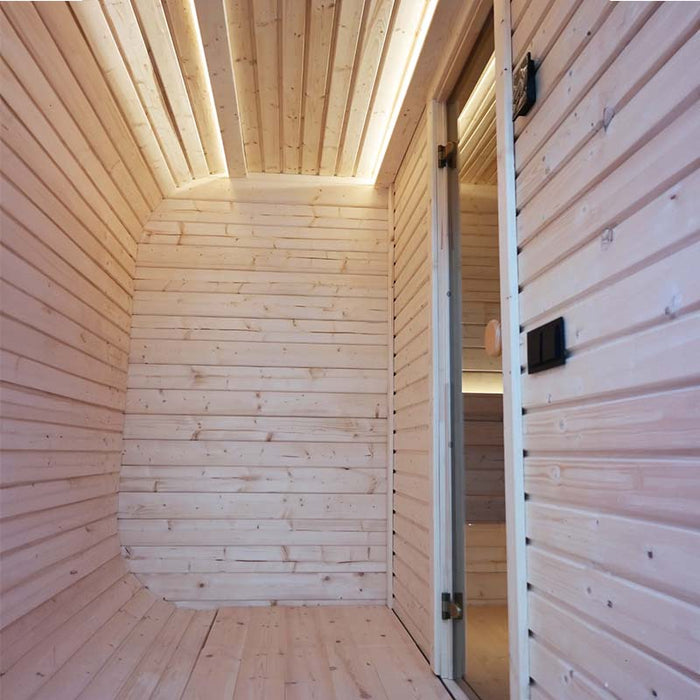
[[120, 180, 390, 605], [458, 57, 497, 185], [464, 604, 509, 699], [390, 110, 434, 661], [0, 4, 141, 636], [465, 523, 507, 605], [512, 1, 700, 694], [464, 394, 505, 523], [2, 594, 449, 700], [193, 0, 246, 177], [459, 184, 501, 377], [50, 0, 438, 181]]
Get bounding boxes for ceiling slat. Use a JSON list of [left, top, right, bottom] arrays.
[[458, 55, 496, 185], [71, 1, 177, 192], [0, 9, 143, 237], [163, 0, 227, 175], [472, 135, 497, 183], [252, 0, 281, 172], [355, 0, 432, 179], [133, 0, 209, 179], [336, 0, 394, 177], [193, 0, 247, 177], [36, 2, 162, 208], [300, 0, 337, 175], [2, 2, 151, 224], [319, 0, 365, 176], [281, 0, 306, 173], [30, 0, 442, 184], [102, 0, 193, 185], [226, 0, 262, 172]]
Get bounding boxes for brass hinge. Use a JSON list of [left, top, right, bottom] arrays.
[[437, 142, 457, 169], [441, 591, 464, 620]]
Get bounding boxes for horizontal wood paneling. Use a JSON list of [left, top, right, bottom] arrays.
[[391, 111, 433, 660], [121, 181, 389, 605], [465, 523, 507, 605], [0, 3, 152, 649], [513, 1, 700, 694], [460, 185, 501, 377], [464, 394, 505, 523]]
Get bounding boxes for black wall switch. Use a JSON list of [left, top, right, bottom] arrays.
[[527, 317, 566, 374]]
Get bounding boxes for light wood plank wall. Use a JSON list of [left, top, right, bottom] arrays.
[[460, 185, 501, 374], [464, 394, 505, 523], [120, 180, 390, 606], [465, 523, 507, 606], [0, 2, 159, 642], [463, 396, 506, 605], [511, 1, 700, 696], [391, 111, 434, 660]]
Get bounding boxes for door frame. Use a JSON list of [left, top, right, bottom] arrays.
[[430, 0, 529, 696]]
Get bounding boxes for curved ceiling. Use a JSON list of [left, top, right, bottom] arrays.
[[65, 0, 438, 187]]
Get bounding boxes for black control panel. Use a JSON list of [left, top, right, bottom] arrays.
[[527, 317, 566, 374]]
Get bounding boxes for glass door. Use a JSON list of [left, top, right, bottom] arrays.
[[447, 11, 510, 699]]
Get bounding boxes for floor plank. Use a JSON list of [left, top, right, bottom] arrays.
[[464, 604, 510, 700], [4, 600, 448, 699], [182, 607, 250, 699], [150, 610, 216, 700]]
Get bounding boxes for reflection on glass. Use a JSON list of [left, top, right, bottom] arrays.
[[458, 43, 510, 700]]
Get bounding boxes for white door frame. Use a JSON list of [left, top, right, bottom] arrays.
[[428, 99, 453, 678], [493, 0, 530, 696], [430, 0, 530, 696]]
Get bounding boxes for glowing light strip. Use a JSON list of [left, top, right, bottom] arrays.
[[462, 371, 503, 394], [370, 0, 439, 183], [187, 0, 228, 176]]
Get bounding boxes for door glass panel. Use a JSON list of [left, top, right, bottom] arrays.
[[448, 11, 510, 699]]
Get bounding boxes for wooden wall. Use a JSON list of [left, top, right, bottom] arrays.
[[119, 180, 390, 606], [511, 1, 700, 696], [391, 112, 434, 659], [460, 184, 500, 375], [465, 523, 507, 606], [464, 394, 504, 523], [0, 2, 160, 640], [460, 185, 505, 529]]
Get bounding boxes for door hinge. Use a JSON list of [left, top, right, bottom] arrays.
[[441, 591, 463, 620], [437, 142, 457, 169]]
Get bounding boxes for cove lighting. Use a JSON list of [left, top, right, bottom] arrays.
[[188, 0, 228, 175]]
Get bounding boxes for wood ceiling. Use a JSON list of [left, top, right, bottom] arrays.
[[8, 0, 436, 188], [458, 53, 497, 185]]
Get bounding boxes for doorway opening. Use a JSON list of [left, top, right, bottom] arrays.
[[447, 12, 510, 700]]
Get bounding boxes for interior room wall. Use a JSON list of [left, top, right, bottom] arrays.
[[390, 111, 435, 660], [0, 0, 395, 677], [119, 179, 391, 606], [463, 395, 506, 606], [460, 182, 506, 606], [460, 184, 501, 384], [0, 2, 162, 638], [511, 0, 700, 695]]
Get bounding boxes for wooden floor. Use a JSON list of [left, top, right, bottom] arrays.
[[5, 594, 450, 700], [464, 605, 509, 700]]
